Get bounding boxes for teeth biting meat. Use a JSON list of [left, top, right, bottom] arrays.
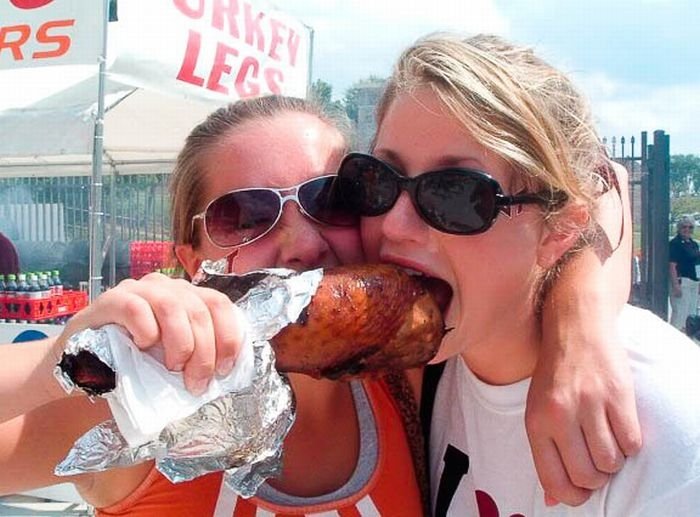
[[272, 264, 445, 379]]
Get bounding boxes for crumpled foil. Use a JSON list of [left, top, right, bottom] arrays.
[[54, 258, 324, 497]]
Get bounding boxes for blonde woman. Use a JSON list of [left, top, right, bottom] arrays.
[[337, 33, 700, 515]]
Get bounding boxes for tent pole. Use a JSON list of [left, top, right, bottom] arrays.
[[306, 24, 314, 98], [88, 0, 110, 302]]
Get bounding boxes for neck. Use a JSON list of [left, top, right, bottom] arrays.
[[460, 305, 540, 385]]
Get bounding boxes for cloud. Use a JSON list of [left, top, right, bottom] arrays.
[[574, 71, 700, 155]]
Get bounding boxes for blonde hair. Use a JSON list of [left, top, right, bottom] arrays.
[[170, 96, 351, 248], [375, 33, 608, 226]]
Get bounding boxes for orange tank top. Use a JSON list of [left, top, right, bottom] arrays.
[[97, 379, 423, 516]]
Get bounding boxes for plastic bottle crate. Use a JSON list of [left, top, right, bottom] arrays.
[[1, 295, 57, 321], [0, 291, 88, 322], [129, 241, 176, 279]]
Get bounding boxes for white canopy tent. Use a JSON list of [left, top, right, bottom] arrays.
[[0, 73, 222, 177]]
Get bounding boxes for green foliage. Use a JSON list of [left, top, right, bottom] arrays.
[[342, 75, 386, 123], [309, 79, 344, 114], [670, 195, 700, 222], [670, 154, 700, 196]]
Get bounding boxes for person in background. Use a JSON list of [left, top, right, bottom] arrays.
[[0, 231, 19, 276], [669, 215, 700, 331], [0, 232, 19, 275]]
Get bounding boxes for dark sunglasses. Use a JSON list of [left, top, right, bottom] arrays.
[[192, 175, 358, 249], [337, 153, 563, 235]]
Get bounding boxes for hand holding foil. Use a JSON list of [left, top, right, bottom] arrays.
[[54, 260, 323, 497]]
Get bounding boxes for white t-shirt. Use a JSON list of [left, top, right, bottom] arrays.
[[430, 305, 700, 516]]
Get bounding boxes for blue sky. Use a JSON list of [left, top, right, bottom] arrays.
[[283, 0, 700, 154]]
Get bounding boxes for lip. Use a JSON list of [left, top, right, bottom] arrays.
[[378, 253, 437, 278], [379, 253, 454, 316]]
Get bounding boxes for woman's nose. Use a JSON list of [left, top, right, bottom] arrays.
[[380, 191, 429, 244], [275, 203, 332, 269]]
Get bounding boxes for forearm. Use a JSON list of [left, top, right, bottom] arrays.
[[0, 337, 73, 423], [544, 161, 632, 329], [586, 160, 632, 309], [669, 263, 679, 286]]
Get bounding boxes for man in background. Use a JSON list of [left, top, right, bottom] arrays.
[[669, 215, 700, 331]]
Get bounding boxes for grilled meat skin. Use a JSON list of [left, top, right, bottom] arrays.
[[272, 264, 444, 379]]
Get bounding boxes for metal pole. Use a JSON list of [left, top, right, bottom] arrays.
[[88, 0, 110, 302], [109, 161, 117, 287], [306, 25, 314, 98]]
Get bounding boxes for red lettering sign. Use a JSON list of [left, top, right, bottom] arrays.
[[176, 29, 206, 86], [0, 19, 72, 61], [0, 25, 31, 59], [33, 19, 73, 59], [10, 0, 54, 9], [212, 0, 240, 38], [172, 0, 205, 19]]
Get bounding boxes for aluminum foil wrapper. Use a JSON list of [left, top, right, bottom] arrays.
[[55, 258, 324, 497]]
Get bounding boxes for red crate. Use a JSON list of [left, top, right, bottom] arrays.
[[0, 291, 88, 322], [1, 295, 57, 321], [56, 290, 88, 315], [129, 241, 176, 279]]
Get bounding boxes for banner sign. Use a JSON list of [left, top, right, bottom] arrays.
[[108, 0, 312, 102], [0, 0, 105, 69]]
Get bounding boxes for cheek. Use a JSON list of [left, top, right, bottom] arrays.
[[360, 218, 383, 261], [447, 226, 542, 312], [322, 226, 365, 265]]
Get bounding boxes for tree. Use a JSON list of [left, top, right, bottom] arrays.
[[309, 79, 344, 115], [670, 154, 700, 196], [342, 75, 386, 123], [310, 79, 333, 106]]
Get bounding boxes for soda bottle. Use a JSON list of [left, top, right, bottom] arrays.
[[38, 273, 51, 299], [5, 274, 18, 323], [5, 274, 17, 294], [17, 273, 29, 298], [52, 270, 64, 296], [27, 273, 42, 300], [0, 274, 5, 323], [43, 271, 54, 296]]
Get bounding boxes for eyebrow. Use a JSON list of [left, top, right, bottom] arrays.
[[373, 148, 487, 172]]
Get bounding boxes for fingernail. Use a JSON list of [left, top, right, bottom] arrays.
[[544, 494, 559, 507], [189, 378, 209, 396], [216, 358, 235, 377]]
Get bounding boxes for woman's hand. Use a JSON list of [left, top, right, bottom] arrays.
[[527, 303, 641, 506], [526, 257, 642, 506], [60, 272, 248, 395]]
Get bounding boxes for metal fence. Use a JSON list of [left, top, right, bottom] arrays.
[[604, 130, 671, 320], [0, 173, 172, 244], [0, 172, 172, 289]]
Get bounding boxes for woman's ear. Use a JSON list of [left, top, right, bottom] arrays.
[[537, 204, 590, 269], [174, 243, 202, 278]]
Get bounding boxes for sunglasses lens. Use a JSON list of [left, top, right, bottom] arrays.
[[204, 190, 280, 247], [298, 177, 359, 226], [339, 155, 398, 215], [417, 171, 497, 234]]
